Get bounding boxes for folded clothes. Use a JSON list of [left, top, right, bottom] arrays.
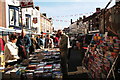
[[25, 70, 35, 73], [34, 70, 44, 74], [52, 68, 61, 72], [37, 64, 45, 67], [53, 71, 61, 74], [42, 73, 52, 78], [44, 65, 52, 69], [29, 62, 39, 65], [27, 65, 37, 70], [53, 64, 61, 69], [44, 69, 52, 73], [46, 61, 54, 65], [35, 67, 44, 71]]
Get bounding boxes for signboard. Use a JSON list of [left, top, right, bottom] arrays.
[[33, 17, 37, 24], [20, 0, 34, 8]]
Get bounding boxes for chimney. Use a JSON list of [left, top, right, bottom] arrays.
[[42, 13, 46, 17], [116, 0, 120, 4], [49, 18, 52, 21], [71, 19, 73, 24], [96, 8, 101, 13], [35, 6, 40, 11], [49, 18, 52, 20]]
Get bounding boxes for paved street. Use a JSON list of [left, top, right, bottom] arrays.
[[68, 48, 90, 79]]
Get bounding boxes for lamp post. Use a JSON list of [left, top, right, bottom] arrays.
[[103, 0, 112, 34]]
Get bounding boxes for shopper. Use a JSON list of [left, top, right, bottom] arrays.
[[29, 35, 37, 54], [59, 30, 70, 79], [16, 29, 31, 59], [4, 34, 19, 63], [45, 34, 53, 48], [53, 35, 59, 48], [39, 34, 45, 49], [56, 30, 62, 40], [36, 35, 40, 49], [0, 36, 5, 54]]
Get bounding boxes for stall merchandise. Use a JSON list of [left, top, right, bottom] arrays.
[[2, 49, 62, 80], [83, 33, 120, 79]]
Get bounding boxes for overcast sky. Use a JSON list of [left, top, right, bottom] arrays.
[[34, 0, 115, 30]]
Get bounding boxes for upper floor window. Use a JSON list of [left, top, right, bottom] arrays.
[[9, 6, 19, 27]]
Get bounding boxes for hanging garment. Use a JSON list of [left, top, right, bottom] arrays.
[[0, 38, 5, 54]]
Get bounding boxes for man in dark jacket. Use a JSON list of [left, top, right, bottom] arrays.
[[59, 30, 70, 79], [16, 29, 31, 59]]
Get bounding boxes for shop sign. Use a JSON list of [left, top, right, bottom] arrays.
[[20, 0, 34, 8], [33, 17, 37, 24]]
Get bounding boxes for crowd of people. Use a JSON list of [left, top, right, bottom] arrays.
[[0, 29, 70, 79], [2, 29, 69, 66], [1, 29, 93, 79]]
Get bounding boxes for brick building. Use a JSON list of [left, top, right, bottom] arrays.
[[0, 0, 6, 28]]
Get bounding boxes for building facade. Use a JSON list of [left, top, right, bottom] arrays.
[[40, 13, 53, 33], [4, 0, 41, 34], [22, 7, 40, 33], [6, 0, 20, 29], [0, 0, 6, 28], [69, 19, 88, 34]]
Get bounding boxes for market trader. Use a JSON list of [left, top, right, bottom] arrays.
[[59, 30, 70, 79], [16, 29, 31, 59], [4, 34, 19, 67]]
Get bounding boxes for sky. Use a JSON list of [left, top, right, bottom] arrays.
[[34, 0, 115, 30]]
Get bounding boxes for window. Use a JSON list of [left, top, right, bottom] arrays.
[[9, 6, 19, 27], [9, 9, 15, 25], [26, 17, 29, 28], [25, 14, 31, 29], [15, 10, 19, 26]]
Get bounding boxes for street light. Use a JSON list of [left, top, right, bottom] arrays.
[[103, 0, 113, 34]]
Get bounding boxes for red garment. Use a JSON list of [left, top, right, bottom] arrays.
[[53, 37, 59, 43], [55, 37, 59, 43], [0, 38, 5, 52]]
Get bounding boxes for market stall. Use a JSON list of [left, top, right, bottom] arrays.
[[1, 48, 62, 80], [82, 33, 120, 80]]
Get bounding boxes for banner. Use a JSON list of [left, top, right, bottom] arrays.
[[51, 12, 94, 18], [20, 0, 34, 8]]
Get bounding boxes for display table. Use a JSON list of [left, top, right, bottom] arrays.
[[2, 48, 62, 80]]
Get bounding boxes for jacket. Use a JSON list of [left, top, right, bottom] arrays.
[[16, 35, 31, 58], [4, 41, 19, 62]]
